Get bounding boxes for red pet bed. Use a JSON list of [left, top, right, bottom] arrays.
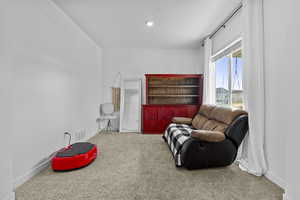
[[52, 142, 97, 171]]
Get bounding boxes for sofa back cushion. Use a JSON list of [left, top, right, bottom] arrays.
[[191, 115, 208, 130], [191, 104, 216, 130], [198, 104, 215, 118], [201, 120, 228, 132], [202, 120, 218, 130], [192, 105, 247, 135], [211, 121, 228, 133], [209, 106, 247, 125]]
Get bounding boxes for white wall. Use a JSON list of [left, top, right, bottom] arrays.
[[1, 2, 16, 199], [0, 67, 14, 200], [211, 9, 242, 55], [102, 47, 203, 104], [263, 0, 287, 188], [263, 0, 300, 199], [3, 0, 103, 188], [0, 38, 14, 200]]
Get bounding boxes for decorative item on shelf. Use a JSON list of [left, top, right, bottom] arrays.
[[111, 72, 121, 112]]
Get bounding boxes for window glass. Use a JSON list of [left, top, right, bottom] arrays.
[[215, 56, 230, 106], [231, 51, 244, 109], [215, 49, 244, 109]]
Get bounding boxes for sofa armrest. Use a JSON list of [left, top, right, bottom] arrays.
[[225, 114, 249, 148], [172, 117, 193, 125], [191, 130, 225, 142], [180, 138, 237, 169]]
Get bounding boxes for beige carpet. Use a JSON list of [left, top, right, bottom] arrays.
[[16, 133, 283, 200]]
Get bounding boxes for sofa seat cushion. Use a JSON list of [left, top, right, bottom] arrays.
[[191, 130, 226, 142], [192, 114, 208, 129], [172, 117, 193, 125]]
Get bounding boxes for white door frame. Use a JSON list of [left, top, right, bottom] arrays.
[[119, 78, 142, 132]]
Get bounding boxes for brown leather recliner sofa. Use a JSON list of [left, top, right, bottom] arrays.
[[163, 104, 248, 169]]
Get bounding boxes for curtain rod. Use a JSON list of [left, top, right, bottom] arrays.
[[201, 2, 243, 46], [209, 2, 243, 39]]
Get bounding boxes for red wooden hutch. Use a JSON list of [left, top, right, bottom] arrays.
[[142, 74, 203, 134]]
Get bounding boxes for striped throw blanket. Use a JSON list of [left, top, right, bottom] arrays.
[[163, 123, 194, 167]]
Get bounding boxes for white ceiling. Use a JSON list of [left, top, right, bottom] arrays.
[[53, 0, 241, 49]]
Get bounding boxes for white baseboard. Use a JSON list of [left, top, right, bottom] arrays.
[[265, 171, 286, 189], [14, 130, 98, 188], [14, 156, 51, 188], [84, 130, 98, 141]]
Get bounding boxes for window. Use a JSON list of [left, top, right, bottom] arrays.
[[214, 49, 244, 109]]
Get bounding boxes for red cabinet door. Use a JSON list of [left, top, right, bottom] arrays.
[[173, 107, 188, 117], [158, 107, 174, 120], [143, 106, 160, 133], [158, 107, 174, 132], [187, 105, 199, 118], [143, 105, 200, 134], [144, 106, 157, 120]]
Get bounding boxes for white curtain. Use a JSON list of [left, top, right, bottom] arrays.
[[237, 0, 268, 176], [203, 38, 216, 104]]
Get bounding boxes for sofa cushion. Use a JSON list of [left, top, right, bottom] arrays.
[[202, 120, 218, 131], [172, 117, 192, 125], [191, 130, 226, 142], [198, 104, 216, 118], [209, 106, 248, 125], [212, 121, 228, 133], [192, 114, 208, 129]]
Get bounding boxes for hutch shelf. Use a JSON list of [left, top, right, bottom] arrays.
[[142, 74, 203, 134]]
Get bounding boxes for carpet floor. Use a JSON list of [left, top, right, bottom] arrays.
[[16, 133, 283, 200]]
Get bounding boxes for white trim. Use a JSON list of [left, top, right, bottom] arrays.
[[85, 130, 99, 141], [203, 38, 215, 104], [212, 37, 242, 59], [14, 130, 98, 188], [119, 78, 142, 133], [14, 156, 52, 188], [265, 171, 286, 189]]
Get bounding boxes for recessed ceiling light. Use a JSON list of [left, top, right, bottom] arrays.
[[145, 20, 154, 27]]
